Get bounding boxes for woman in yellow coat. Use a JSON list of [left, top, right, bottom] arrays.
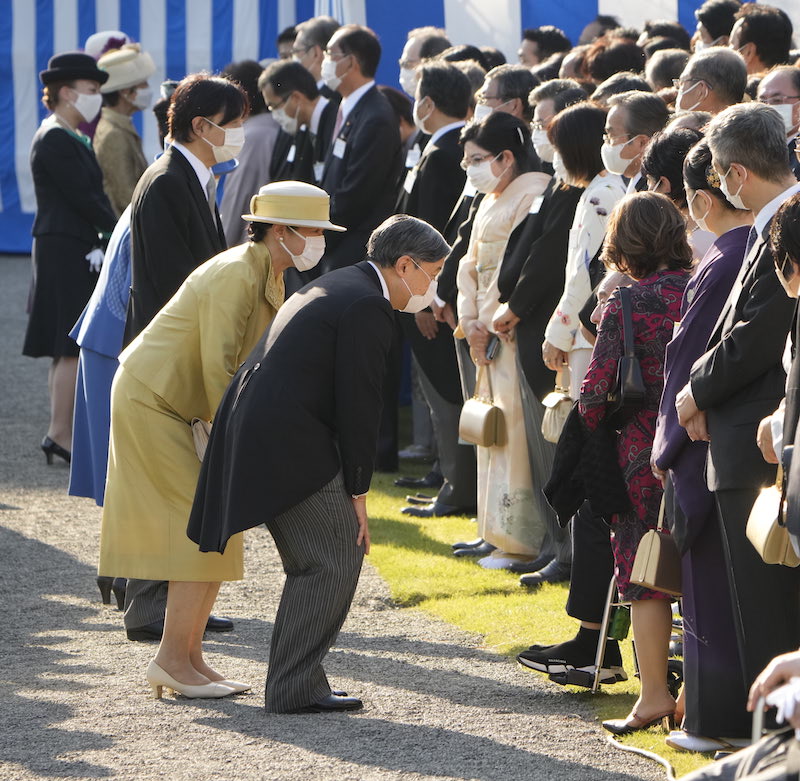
[[100, 181, 345, 699]]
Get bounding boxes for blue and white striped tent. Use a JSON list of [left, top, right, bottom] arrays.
[[3, 0, 800, 253]]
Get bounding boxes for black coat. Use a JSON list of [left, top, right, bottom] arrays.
[[187, 262, 395, 553], [319, 86, 403, 273], [436, 191, 483, 309], [290, 98, 339, 185], [499, 180, 584, 401], [124, 146, 226, 342], [30, 120, 117, 243], [691, 225, 795, 491]]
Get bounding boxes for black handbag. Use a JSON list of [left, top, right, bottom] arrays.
[[606, 286, 646, 428]]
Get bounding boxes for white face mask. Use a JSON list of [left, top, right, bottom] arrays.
[[532, 128, 554, 163], [131, 87, 152, 111], [272, 98, 298, 135], [399, 67, 418, 97], [770, 103, 798, 136], [412, 97, 432, 134], [694, 35, 723, 53], [71, 90, 102, 123], [719, 165, 748, 210], [401, 259, 437, 313], [466, 153, 507, 193], [552, 150, 568, 183], [473, 103, 493, 122], [202, 118, 245, 163], [601, 136, 638, 176], [688, 190, 711, 233], [676, 80, 706, 115], [280, 226, 326, 272], [321, 56, 346, 91]]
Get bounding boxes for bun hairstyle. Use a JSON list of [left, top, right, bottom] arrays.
[[683, 139, 738, 212], [459, 110, 538, 174]]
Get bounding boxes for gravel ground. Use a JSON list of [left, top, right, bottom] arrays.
[[0, 255, 662, 781]]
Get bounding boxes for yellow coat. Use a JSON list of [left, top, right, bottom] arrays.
[[100, 241, 284, 581]]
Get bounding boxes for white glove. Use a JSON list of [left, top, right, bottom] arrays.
[[86, 248, 104, 272]]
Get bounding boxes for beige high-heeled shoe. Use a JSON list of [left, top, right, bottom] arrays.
[[217, 679, 251, 693], [146, 661, 235, 699]]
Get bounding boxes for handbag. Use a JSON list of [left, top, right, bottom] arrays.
[[746, 467, 800, 567], [606, 286, 646, 428], [541, 367, 572, 444], [191, 418, 212, 461], [458, 365, 505, 447], [630, 498, 683, 597]]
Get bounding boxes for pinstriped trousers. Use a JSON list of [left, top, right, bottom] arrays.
[[264, 472, 364, 713]]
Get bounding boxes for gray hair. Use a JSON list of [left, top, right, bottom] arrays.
[[367, 215, 450, 268], [645, 48, 690, 91], [607, 90, 670, 137], [528, 78, 586, 108], [707, 102, 790, 182], [684, 48, 747, 107]]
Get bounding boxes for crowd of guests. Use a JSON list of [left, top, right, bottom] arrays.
[[21, 1, 800, 770]]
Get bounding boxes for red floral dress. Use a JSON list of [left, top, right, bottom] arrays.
[[578, 270, 689, 601]]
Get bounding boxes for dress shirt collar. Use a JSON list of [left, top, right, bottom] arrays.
[[754, 181, 800, 238], [171, 141, 211, 190], [428, 120, 465, 147], [366, 260, 390, 301], [340, 80, 375, 122], [309, 95, 329, 136]]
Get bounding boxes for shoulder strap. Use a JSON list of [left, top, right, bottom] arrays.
[[619, 286, 634, 358]]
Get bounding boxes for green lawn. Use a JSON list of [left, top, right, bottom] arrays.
[[366, 466, 714, 778]]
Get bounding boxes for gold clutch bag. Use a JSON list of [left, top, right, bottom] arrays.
[[630, 499, 682, 597], [746, 468, 800, 567], [541, 367, 572, 444], [191, 418, 212, 461], [458, 365, 505, 448]]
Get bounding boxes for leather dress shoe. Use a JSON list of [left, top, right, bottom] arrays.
[[127, 615, 234, 641], [288, 693, 363, 713], [506, 553, 553, 574], [401, 502, 472, 518], [205, 615, 234, 632], [405, 493, 435, 505], [453, 541, 496, 558], [452, 537, 485, 551], [394, 472, 444, 489], [519, 560, 571, 587]]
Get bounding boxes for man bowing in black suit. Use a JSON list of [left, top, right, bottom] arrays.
[[676, 102, 800, 695], [319, 25, 403, 273], [188, 215, 450, 714]]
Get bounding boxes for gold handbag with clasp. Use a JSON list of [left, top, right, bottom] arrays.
[[458, 365, 505, 447]]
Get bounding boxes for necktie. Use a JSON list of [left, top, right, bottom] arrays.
[[744, 225, 758, 259], [332, 106, 344, 140], [206, 176, 217, 217]]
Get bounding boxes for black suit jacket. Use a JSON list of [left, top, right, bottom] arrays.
[[124, 147, 226, 343], [319, 86, 403, 272], [290, 98, 339, 185], [187, 262, 395, 553], [690, 225, 795, 491], [269, 129, 295, 182], [499, 179, 583, 401], [436, 191, 484, 308], [30, 121, 117, 244]]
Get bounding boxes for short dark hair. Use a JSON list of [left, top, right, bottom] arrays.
[[683, 139, 737, 212], [770, 192, 800, 274], [641, 127, 704, 209], [247, 221, 272, 242], [295, 16, 339, 50], [336, 24, 381, 78], [530, 53, 566, 82], [367, 214, 450, 268], [736, 3, 793, 68], [378, 85, 413, 126], [418, 61, 471, 120], [222, 59, 267, 115], [529, 79, 587, 113], [486, 64, 539, 121], [696, 0, 742, 40], [586, 37, 646, 82], [439, 44, 490, 72], [460, 111, 537, 176], [579, 15, 621, 46], [645, 48, 690, 91], [522, 26, 572, 59], [601, 192, 693, 278], [168, 72, 249, 143], [548, 102, 606, 185], [407, 26, 451, 60], [591, 71, 652, 104], [642, 20, 691, 50], [259, 60, 318, 102], [152, 96, 170, 146], [608, 90, 670, 138], [643, 37, 684, 59], [277, 26, 296, 46], [102, 90, 122, 108], [480, 46, 506, 70]]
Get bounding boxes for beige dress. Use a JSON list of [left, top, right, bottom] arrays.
[[457, 171, 551, 557], [99, 241, 284, 581]]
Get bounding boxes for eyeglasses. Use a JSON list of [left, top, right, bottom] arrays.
[[672, 77, 707, 91], [530, 120, 547, 131], [323, 48, 348, 60], [291, 45, 312, 56], [460, 152, 497, 170], [759, 94, 800, 105], [267, 95, 289, 112], [476, 92, 504, 105], [398, 59, 419, 70], [602, 131, 632, 145]]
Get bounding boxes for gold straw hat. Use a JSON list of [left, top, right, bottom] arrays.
[[242, 181, 346, 231], [98, 44, 156, 93]]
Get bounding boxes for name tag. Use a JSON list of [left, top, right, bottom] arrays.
[[313, 161, 324, 183], [403, 168, 417, 194], [405, 143, 421, 169], [529, 195, 544, 214], [286, 144, 296, 163], [333, 138, 346, 159]]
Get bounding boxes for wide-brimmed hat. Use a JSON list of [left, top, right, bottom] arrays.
[[40, 52, 109, 86], [242, 181, 346, 231], [98, 44, 156, 93]]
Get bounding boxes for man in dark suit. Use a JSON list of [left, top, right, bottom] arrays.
[[318, 25, 403, 274], [394, 61, 475, 518], [188, 215, 450, 713], [122, 73, 248, 641], [677, 102, 800, 691]]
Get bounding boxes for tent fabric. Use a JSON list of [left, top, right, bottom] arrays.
[[2, 0, 798, 254]]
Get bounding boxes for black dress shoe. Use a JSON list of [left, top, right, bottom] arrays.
[[451, 537, 485, 551], [453, 541, 496, 558], [519, 560, 571, 587], [405, 494, 435, 505], [126, 620, 164, 642], [205, 615, 234, 632], [393, 472, 444, 489], [506, 553, 554, 574], [288, 693, 363, 713], [401, 502, 472, 518]]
